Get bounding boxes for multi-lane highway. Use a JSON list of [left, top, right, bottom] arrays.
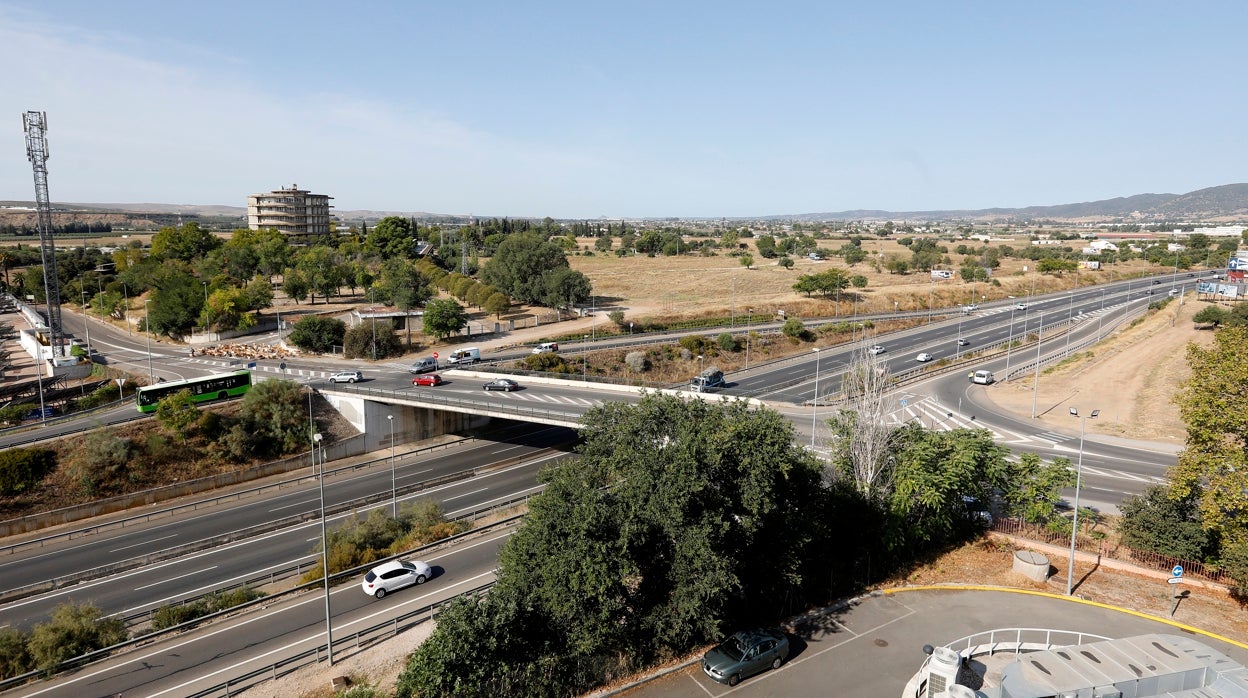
[[0, 271, 1206, 693]]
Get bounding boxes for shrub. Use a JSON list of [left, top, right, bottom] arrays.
[[344, 320, 402, 360], [524, 352, 574, 373], [607, 310, 625, 327], [0, 448, 56, 496], [624, 351, 650, 372], [716, 332, 738, 352], [27, 603, 127, 671], [151, 586, 266, 630], [678, 335, 709, 354], [0, 627, 32, 679], [288, 315, 346, 353], [782, 317, 807, 340]]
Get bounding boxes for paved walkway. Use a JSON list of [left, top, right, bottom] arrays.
[[614, 587, 1248, 698]]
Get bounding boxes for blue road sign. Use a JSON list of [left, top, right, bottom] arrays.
[[247, 361, 257, 369], [1172, 565, 1183, 577]]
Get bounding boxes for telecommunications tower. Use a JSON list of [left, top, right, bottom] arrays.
[[22, 111, 66, 357]]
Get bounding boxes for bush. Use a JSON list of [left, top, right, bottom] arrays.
[[0, 627, 32, 679], [1118, 484, 1213, 561], [151, 586, 266, 630], [716, 332, 738, 352], [300, 502, 468, 583], [523, 352, 574, 373], [782, 317, 807, 340], [0, 448, 57, 496], [624, 351, 650, 372], [678, 335, 709, 354], [344, 320, 402, 360], [27, 603, 127, 671], [288, 315, 346, 353]]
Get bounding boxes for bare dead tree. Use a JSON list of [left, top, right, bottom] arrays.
[[823, 341, 900, 499]]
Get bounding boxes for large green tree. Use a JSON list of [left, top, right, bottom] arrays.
[[422, 298, 467, 340], [480, 232, 570, 305], [366, 216, 416, 260], [150, 222, 222, 263]]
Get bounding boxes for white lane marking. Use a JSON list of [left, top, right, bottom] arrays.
[[109, 533, 177, 553], [442, 487, 489, 502], [134, 566, 218, 591]]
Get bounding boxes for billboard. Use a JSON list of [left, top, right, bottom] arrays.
[[1228, 257, 1248, 271], [1079, 260, 1101, 270], [1228, 270, 1246, 283]]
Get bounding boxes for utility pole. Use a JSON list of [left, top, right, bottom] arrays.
[[23, 111, 66, 357]]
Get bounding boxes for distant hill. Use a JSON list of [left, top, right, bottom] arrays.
[[778, 184, 1248, 223], [5, 183, 1248, 225]]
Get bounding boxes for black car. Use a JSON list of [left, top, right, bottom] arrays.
[[482, 378, 519, 392]]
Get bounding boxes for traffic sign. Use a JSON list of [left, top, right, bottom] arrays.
[[1167, 577, 1184, 585], [1172, 565, 1184, 577], [433, 352, 439, 359]]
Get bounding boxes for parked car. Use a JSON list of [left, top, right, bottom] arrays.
[[1014, 302, 1027, 310], [915, 352, 934, 362], [483, 378, 519, 392], [360, 560, 431, 599], [531, 342, 559, 354], [868, 345, 886, 355], [412, 374, 444, 387], [328, 370, 363, 384], [702, 629, 790, 686]]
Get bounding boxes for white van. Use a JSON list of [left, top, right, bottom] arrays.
[[532, 342, 559, 354], [447, 347, 481, 365], [970, 370, 995, 385]]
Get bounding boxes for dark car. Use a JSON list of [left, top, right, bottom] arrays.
[[702, 629, 790, 686], [482, 378, 519, 392], [412, 374, 444, 387]]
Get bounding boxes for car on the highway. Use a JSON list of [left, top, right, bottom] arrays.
[[1151, 279, 1161, 285], [1168, 288, 1181, 296], [915, 352, 934, 362], [412, 373, 444, 387], [328, 370, 363, 384], [361, 560, 431, 599], [702, 628, 790, 686], [962, 304, 979, 313], [957, 338, 970, 346], [869, 345, 886, 355], [1014, 302, 1027, 310], [483, 378, 520, 392], [532, 342, 559, 354]]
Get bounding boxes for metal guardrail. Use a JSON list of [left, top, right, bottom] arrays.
[[0, 506, 524, 693], [0, 435, 471, 550], [327, 382, 587, 423], [904, 627, 1112, 698], [0, 448, 550, 605]]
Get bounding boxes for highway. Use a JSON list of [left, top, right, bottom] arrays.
[[0, 271, 1204, 693]]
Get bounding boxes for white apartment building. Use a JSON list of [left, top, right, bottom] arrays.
[[247, 184, 333, 235]]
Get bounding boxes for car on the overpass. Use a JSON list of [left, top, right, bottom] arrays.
[[328, 370, 363, 383], [412, 374, 444, 387], [361, 560, 431, 599], [483, 378, 520, 392]]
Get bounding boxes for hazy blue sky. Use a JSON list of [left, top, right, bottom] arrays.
[[2, 1, 1244, 218]]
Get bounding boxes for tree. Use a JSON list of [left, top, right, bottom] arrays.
[[540, 267, 592, 310], [423, 298, 467, 340], [739, 254, 754, 269], [154, 390, 200, 437], [778, 256, 794, 269], [281, 267, 309, 304], [366, 216, 415, 259], [239, 379, 315, 456], [287, 315, 345, 353], [345, 320, 402, 360], [755, 236, 777, 258], [1118, 484, 1212, 561], [826, 347, 898, 498], [1000, 452, 1074, 527], [481, 232, 570, 305], [27, 603, 127, 671], [850, 275, 868, 288], [485, 292, 511, 319], [1170, 326, 1248, 584], [1192, 305, 1228, 327], [147, 265, 204, 337], [150, 222, 221, 263], [398, 394, 827, 697]]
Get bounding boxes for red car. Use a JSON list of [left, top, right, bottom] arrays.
[[412, 374, 444, 387]]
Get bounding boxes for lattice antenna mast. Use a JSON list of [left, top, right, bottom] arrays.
[[22, 111, 65, 357]]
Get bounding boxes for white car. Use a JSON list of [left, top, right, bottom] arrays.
[[869, 345, 886, 355], [1014, 302, 1027, 310], [361, 560, 432, 599], [915, 352, 934, 362], [328, 370, 363, 384]]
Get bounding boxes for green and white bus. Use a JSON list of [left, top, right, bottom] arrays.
[[136, 369, 253, 413]]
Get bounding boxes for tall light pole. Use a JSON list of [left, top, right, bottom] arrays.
[[1031, 313, 1044, 419], [927, 278, 934, 324], [202, 281, 210, 339], [387, 414, 397, 518], [122, 283, 131, 336], [144, 299, 154, 381], [96, 275, 104, 325], [745, 308, 754, 367], [309, 389, 334, 665], [81, 291, 91, 359], [955, 314, 964, 360], [810, 348, 821, 449], [1066, 406, 1096, 596], [1004, 304, 1017, 379], [1065, 292, 1075, 357]]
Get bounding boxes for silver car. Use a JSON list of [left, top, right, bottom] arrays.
[[328, 370, 363, 384], [702, 629, 790, 686], [360, 560, 432, 599]]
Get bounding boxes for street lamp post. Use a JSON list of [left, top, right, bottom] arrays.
[[1066, 407, 1096, 596], [388, 414, 397, 517], [309, 388, 334, 665], [1004, 305, 1017, 379], [1066, 292, 1075, 357], [1031, 313, 1044, 419], [81, 291, 91, 359], [122, 283, 131, 336], [956, 314, 964, 360], [810, 348, 821, 449], [144, 299, 154, 381], [745, 308, 754, 367], [202, 281, 210, 339]]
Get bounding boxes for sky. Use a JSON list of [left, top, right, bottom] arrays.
[[1, 1, 1245, 219]]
